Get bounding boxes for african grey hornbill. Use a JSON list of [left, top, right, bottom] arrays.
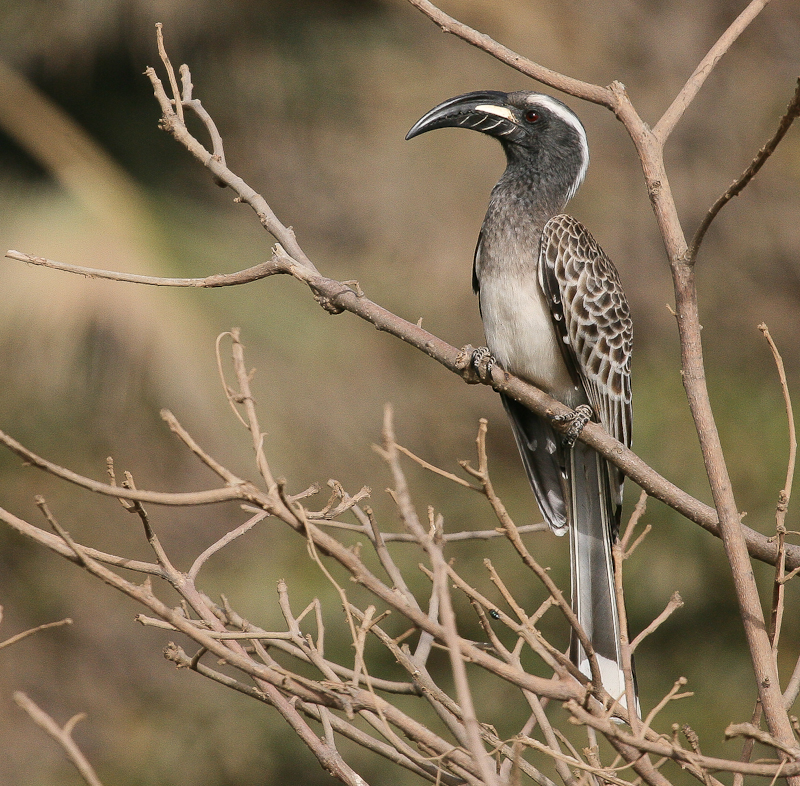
[[407, 91, 635, 709]]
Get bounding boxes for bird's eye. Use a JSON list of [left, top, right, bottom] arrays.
[[524, 110, 539, 123]]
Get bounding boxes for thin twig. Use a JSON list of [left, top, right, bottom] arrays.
[[179, 64, 225, 169], [431, 552, 500, 786], [568, 700, 800, 778], [155, 23, 183, 124], [362, 505, 419, 609], [637, 677, 693, 741], [654, 0, 774, 142], [119, 475, 179, 576], [783, 655, 800, 709], [14, 692, 104, 786], [5, 249, 287, 286], [161, 408, 244, 485], [724, 722, 800, 757], [228, 328, 279, 493], [519, 735, 635, 786], [404, 0, 613, 106], [612, 542, 640, 728], [0, 617, 72, 650], [630, 592, 684, 653], [187, 510, 268, 580], [0, 427, 249, 505], [394, 443, 480, 490], [688, 77, 800, 262], [372, 522, 548, 543], [524, 694, 579, 786], [760, 324, 797, 652], [620, 490, 649, 552]]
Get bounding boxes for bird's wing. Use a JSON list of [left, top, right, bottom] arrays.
[[538, 214, 632, 500], [539, 215, 635, 707], [472, 228, 483, 296]]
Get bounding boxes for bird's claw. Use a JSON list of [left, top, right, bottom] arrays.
[[471, 346, 496, 379], [456, 344, 498, 384], [554, 404, 594, 446]]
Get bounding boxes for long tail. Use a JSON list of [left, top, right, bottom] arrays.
[[501, 395, 637, 711], [567, 439, 635, 710]]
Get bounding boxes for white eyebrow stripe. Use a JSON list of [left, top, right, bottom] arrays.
[[526, 95, 585, 139], [527, 94, 590, 197], [475, 104, 516, 122]]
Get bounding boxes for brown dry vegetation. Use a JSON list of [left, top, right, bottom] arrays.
[[1, 1, 799, 784]]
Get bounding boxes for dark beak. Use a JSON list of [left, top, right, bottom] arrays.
[[406, 90, 522, 142]]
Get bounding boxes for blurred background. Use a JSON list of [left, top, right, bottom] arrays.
[[1, 0, 799, 783]]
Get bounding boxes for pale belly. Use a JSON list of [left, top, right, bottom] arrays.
[[479, 273, 584, 408]]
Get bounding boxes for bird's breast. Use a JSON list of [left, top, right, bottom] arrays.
[[478, 270, 582, 406]]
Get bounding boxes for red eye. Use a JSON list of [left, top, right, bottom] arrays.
[[524, 110, 539, 123]]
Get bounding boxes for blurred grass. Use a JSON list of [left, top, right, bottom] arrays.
[[1, 0, 799, 783]]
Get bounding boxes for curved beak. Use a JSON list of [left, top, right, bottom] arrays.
[[406, 90, 523, 142]]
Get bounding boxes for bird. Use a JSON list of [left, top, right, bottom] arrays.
[[406, 90, 635, 709]]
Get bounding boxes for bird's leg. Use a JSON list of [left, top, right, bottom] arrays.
[[455, 344, 499, 385], [553, 404, 594, 447]]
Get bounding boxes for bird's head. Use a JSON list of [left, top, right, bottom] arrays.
[[406, 90, 589, 203]]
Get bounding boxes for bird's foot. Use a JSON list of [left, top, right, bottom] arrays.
[[456, 344, 498, 385], [471, 346, 496, 380], [553, 404, 594, 446]]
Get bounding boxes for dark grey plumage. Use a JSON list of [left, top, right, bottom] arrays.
[[407, 90, 635, 708]]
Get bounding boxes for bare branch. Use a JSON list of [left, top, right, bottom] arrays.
[[568, 700, 800, 778], [432, 551, 500, 786], [394, 442, 480, 491], [179, 64, 225, 169], [0, 617, 73, 651], [654, 1, 774, 142], [14, 693, 104, 786], [404, 0, 613, 106], [5, 248, 288, 287], [226, 328, 280, 492], [362, 505, 419, 609], [688, 77, 800, 262], [161, 408, 245, 485], [612, 542, 640, 730], [155, 23, 183, 125], [760, 324, 798, 535], [783, 654, 800, 709], [0, 426, 250, 506], [0, 505, 163, 575], [380, 522, 547, 542], [630, 592, 684, 653], [637, 677, 693, 741], [6, 269, 800, 572], [145, 62, 319, 274], [724, 722, 800, 758], [620, 489, 649, 553], [187, 510, 267, 580]]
